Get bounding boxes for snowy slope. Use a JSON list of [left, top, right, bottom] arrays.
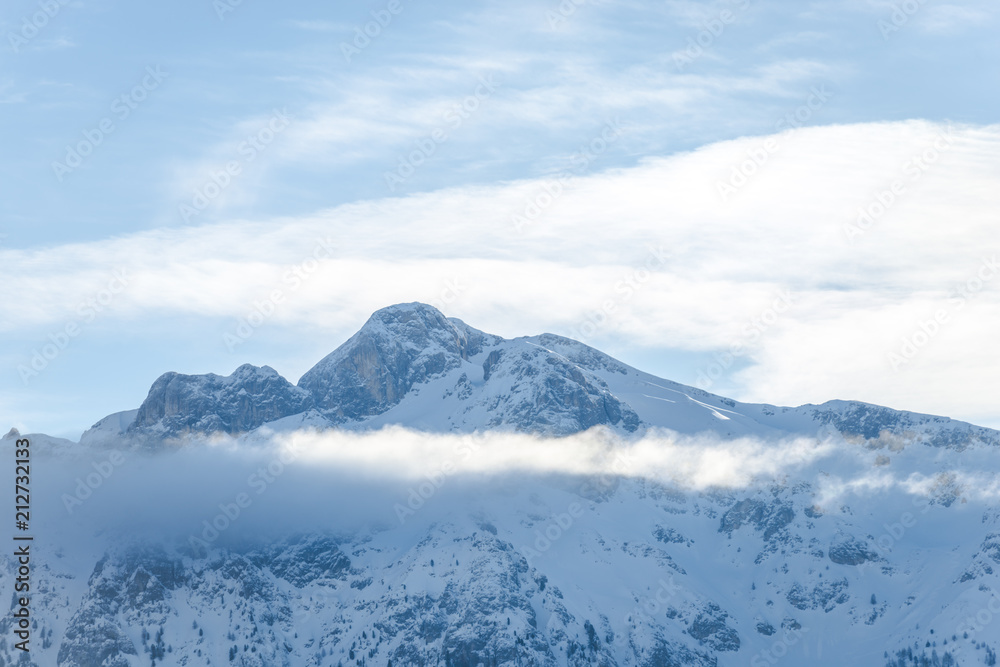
[[4, 427, 1000, 666]]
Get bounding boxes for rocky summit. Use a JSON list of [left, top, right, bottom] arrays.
[[81, 302, 1000, 448]]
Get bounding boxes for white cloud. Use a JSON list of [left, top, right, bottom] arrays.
[[29, 425, 1000, 545], [260, 426, 836, 489], [26, 426, 842, 541]]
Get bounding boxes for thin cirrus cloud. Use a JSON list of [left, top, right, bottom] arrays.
[[903, 3, 993, 33], [155, 0, 849, 223], [2, 120, 998, 432]]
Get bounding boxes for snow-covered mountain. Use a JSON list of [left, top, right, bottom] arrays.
[[81, 302, 1000, 449], [5, 302, 1000, 667]]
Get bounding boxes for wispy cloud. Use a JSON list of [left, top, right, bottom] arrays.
[[157, 0, 845, 214], [0, 81, 27, 104], [919, 4, 994, 33]]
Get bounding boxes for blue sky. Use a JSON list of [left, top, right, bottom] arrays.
[[1, 0, 998, 438]]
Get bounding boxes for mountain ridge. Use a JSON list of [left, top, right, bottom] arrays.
[[72, 302, 999, 451]]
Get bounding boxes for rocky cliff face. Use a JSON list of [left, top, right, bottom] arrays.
[[297, 303, 495, 422], [127, 364, 313, 440]]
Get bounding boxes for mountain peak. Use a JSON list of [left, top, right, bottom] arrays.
[[369, 301, 445, 319], [358, 302, 472, 341], [359, 302, 450, 337], [298, 302, 495, 422]]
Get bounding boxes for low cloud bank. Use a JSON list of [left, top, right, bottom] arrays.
[[9, 426, 998, 550]]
